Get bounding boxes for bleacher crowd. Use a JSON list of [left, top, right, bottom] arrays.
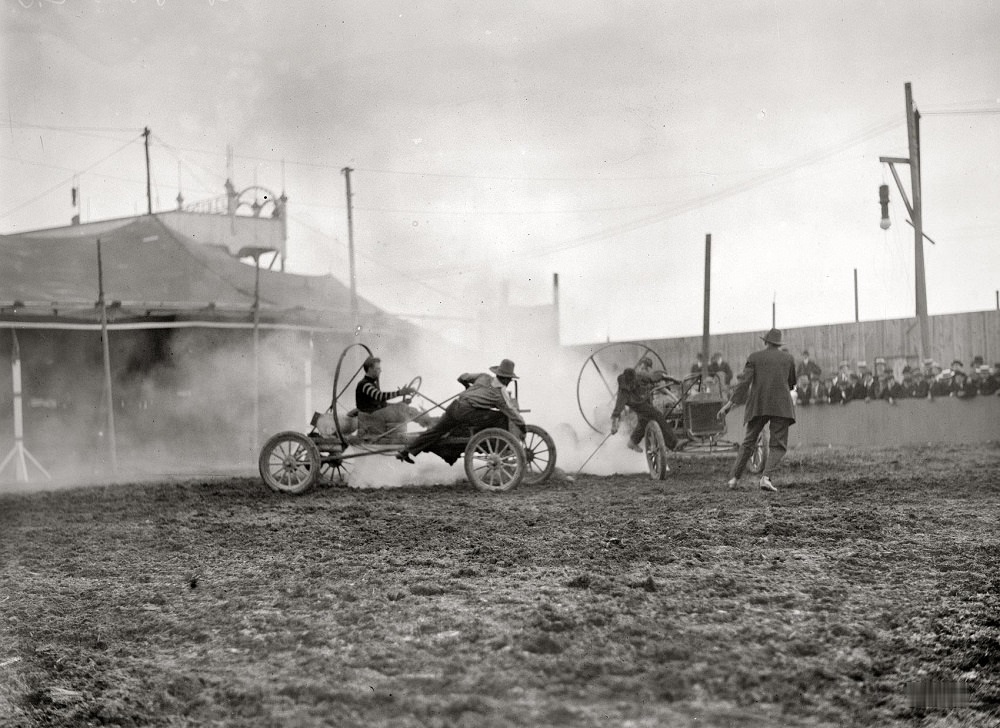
[[789, 351, 1000, 406]]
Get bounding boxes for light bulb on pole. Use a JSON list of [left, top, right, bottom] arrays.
[[879, 184, 891, 230]]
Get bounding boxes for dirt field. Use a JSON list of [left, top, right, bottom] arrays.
[[1, 444, 998, 727]]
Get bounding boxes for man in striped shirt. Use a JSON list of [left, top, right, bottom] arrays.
[[355, 356, 428, 441]]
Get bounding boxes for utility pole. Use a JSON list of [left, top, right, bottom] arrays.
[[701, 234, 711, 387], [96, 238, 118, 473], [143, 126, 152, 215], [341, 166, 359, 328], [879, 82, 929, 361], [854, 268, 859, 322]]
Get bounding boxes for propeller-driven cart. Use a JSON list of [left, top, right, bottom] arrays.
[[259, 344, 557, 495], [576, 343, 768, 479]]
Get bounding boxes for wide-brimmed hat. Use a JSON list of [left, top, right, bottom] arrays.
[[490, 358, 518, 379], [761, 328, 783, 346]]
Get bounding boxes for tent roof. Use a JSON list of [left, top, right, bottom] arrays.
[[0, 215, 382, 329]]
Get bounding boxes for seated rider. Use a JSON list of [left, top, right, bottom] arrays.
[[354, 356, 431, 440], [396, 359, 525, 465], [610, 366, 679, 453]]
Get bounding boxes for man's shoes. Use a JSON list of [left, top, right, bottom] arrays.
[[627, 441, 643, 453], [395, 451, 415, 464], [759, 476, 777, 492], [726, 477, 738, 489]]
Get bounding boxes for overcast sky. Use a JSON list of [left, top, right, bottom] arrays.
[[2, 0, 998, 345]]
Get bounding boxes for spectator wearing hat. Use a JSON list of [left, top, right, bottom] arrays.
[[896, 367, 917, 399], [949, 362, 977, 399], [717, 327, 797, 492], [979, 364, 1000, 396], [690, 352, 705, 376], [354, 356, 430, 440], [396, 359, 525, 464], [708, 352, 734, 385], [852, 362, 872, 401], [931, 370, 953, 398], [828, 363, 853, 405], [808, 371, 828, 404], [796, 350, 822, 381], [913, 366, 933, 399], [794, 374, 812, 405]]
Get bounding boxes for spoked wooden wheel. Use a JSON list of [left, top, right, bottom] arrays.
[[748, 426, 770, 475], [576, 343, 667, 434], [521, 425, 557, 485], [259, 431, 321, 494], [643, 421, 670, 481], [464, 427, 525, 493], [332, 343, 374, 443]]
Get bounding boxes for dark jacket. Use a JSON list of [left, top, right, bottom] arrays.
[[730, 346, 797, 423]]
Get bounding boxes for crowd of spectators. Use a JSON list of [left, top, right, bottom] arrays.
[[790, 350, 1000, 405]]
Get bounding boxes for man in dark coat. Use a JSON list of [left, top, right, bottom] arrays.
[[717, 328, 797, 492]]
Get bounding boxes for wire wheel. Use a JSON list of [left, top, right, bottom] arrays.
[[522, 425, 557, 485], [259, 431, 321, 494], [464, 428, 525, 492], [320, 457, 353, 487], [643, 421, 670, 480], [576, 343, 667, 434], [748, 426, 770, 475]]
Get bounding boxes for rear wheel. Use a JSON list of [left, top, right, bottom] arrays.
[[320, 457, 353, 487], [644, 421, 670, 481], [259, 431, 321, 494], [464, 428, 525, 492], [522, 425, 557, 485]]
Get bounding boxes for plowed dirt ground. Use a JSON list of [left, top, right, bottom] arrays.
[[1, 444, 998, 727]]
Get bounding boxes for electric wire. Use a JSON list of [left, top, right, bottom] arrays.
[[0, 134, 142, 220]]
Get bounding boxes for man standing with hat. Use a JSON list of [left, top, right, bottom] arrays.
[[396, 359, 525, 464], [717, 328, 797, 492]]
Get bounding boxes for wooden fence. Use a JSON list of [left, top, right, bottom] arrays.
[[569, 309, 1000, 380]]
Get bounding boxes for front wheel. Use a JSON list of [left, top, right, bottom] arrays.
[[259, 431, 321, 494], [748, 427, 770, 475], [644, 421, 670, 480], [522, 425, 557, 485], [464, 428, 525, 493]]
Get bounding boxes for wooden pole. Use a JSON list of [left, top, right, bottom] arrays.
[[905, 83, 930, 361], [342, 167, 359, 329], [143, 127, 152, 215], [96, 238, 118, 473], [252, 255, 261, 454], [701, 234, 711, 387], [854, 268, 859, 322]]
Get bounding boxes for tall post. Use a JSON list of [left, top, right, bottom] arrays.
[[96, 239, 118, 473], [143, 126, 152, 215], [252, 255, 261, 455], [854, 268, 859, 322], [0, 330, 51, 482], [341, 167, 359, 328], [701, 234, 711, 387], [905, 83, 930, 361]]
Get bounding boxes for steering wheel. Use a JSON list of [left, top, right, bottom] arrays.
[[402, 376, 422, 404]]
